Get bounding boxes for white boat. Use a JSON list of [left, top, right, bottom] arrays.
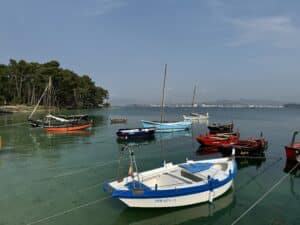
[[104, 147, 237, 208], [183, 85, 209, 121], [183, 112, 209, 120]]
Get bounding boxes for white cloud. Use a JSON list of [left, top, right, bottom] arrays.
[[228, 16, 300, 48], [85, 0, 126, 17]]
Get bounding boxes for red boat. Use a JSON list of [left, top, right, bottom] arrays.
[[219, 138, 268, 156], [45, 121, 92, 132], [196, 132, 239, 147], [285, 131, 300, 161]]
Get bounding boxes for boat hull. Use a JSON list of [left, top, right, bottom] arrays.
[[45, 122, 92, 132], [117, 128, 155, 140], [219, 139, 268, 156], [141, 120, 191, 132], [285, 146, 300, 161], [196, 133, 239, 147], [183, 114, 209, 121], [119, 180, 233, 208]]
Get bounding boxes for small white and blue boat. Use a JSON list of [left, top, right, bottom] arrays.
[[141, 120, 192, 132], [104, 147, 237, 208]]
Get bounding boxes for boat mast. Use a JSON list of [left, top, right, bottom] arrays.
[[48, 76, 52, 115], [160, 64, 167, 123], [192, 85, 196, 108], [28, 76, 51, 120]]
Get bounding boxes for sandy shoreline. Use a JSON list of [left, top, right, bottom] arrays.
[[0, 105, 52, 113]]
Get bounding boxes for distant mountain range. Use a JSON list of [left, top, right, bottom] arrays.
[[203, 99, 284, 106], [111, 98, 289, 107]]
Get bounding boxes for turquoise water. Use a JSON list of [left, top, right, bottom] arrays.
[[0, 107, 299, 225]]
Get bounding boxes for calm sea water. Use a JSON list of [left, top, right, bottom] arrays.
[[0, 107, 299, 225]]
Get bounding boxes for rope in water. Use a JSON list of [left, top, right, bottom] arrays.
[[25, 196, 111, 225], [231, 161, 300, 225]]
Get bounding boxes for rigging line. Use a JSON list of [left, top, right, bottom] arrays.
[[235, 157, 282, 192], [25, 196, 111, 225], [53, 160, 118, 178], [231, 161, 300, 225]]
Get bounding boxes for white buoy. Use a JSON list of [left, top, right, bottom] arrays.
[[209, 190, 214, 203], [232, 147, 236, 156]]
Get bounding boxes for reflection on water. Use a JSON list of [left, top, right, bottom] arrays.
[[235, 154, 267, 171], [46, 129, 93, 136], [155, 130, 192, 141], [284, 160, 300, 177], [113, 190, 235, 225], [196, 146, 221, 157], [283, 160, 300, 200]]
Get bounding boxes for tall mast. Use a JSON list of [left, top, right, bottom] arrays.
[[192, 85, 196, 107], [48, 76, 52, 115], [160, 64, 167, 123], [28, 77, 51, 119]]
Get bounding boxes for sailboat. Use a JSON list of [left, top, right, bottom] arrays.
[[141, 64, 192, 132], [28, 77, 92, 132], [183, 85, 209, 121]]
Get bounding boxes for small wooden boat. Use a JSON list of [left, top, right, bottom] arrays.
[[219, 138, 268, 156], [142, 120, 192, 132], [196, 132, 239, 147], [116, 127, 156, 140], [285, 131, 300, 162], [110, 118, 127, 124], [45, 121, 92, 132], [183, 113, 209, 121], [104, 146, 236, 208], [208, 122, 233, 134]]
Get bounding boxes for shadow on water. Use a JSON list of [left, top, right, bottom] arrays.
[[283, 160, 300, 201], [112, 189, 235, 225]]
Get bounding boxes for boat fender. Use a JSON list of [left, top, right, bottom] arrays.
[[232, 147, 236, 156], [155, 184, 158, 190]]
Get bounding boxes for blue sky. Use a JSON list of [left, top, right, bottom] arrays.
[[1, 0, 300, 104]]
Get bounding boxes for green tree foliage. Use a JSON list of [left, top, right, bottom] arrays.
[[0, 59, 109, 108]]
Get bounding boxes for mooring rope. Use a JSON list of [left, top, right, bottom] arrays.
[[231, 161, 300, 225], [25, 196, 111, 225]]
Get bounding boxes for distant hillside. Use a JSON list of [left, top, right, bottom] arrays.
[[284, 103, 300, 109]]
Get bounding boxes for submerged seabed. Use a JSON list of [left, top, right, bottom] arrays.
[[0, 107, 299, 225]]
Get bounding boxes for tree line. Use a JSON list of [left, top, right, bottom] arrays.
[[0, 59, 109, 109]]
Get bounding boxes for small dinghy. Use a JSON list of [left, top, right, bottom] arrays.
[[116, 127, 156, 140], [219, 137, 268, 156], [104, 146, 237, 208], [183, 113, 209, 121], [208, 122, 233, 134]]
